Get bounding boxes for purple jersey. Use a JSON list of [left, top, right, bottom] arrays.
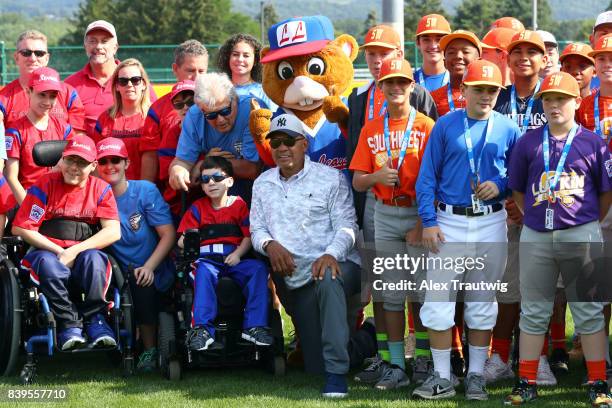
[[508, 125, 612, 232]]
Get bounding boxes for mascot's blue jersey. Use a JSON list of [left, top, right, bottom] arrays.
[[272, 101, 348, 172]]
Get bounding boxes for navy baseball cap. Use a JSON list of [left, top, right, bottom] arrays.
[[261, 15, 334, 63]]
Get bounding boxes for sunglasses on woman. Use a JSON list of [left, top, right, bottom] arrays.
[[18, 49, 48, 58], [98, 157, 123, 165], [172, 97, 194, 110], [203, 105, 232, 120], [117, 76, 143, 87], [200, 173, 228, 184], [269, 136, 304, 149]]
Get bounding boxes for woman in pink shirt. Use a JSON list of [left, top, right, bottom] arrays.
[[92, 58, 152, 180]]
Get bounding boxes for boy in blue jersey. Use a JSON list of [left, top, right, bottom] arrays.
[[414, 60, 520, 400], [96, 138, 176, 372], [413, 14, 452, 92]]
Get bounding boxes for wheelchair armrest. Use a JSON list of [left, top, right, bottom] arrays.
[[1, 236, 23, 247]]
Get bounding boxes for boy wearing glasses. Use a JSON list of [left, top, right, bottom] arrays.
[[0, 30, 85, 133], [11, 134, 121, 351], [5, 67, 74, 204], [177, 155, 272, 351]]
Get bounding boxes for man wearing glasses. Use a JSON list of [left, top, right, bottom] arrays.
[[0, 30, 85, 133], [169, 72, 263, 204], [250, 114, 362, 398]]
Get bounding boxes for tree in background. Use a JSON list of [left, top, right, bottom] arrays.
[[453, 0, 497, 37], [257, 2, 280, 42], [403, 0, 448, 40], [361, 9, 378, 38], [0, 13, 71, 45]]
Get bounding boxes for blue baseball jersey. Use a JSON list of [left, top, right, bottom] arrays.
[[416, 110, 521, 228], [413, 68, 449, 92]]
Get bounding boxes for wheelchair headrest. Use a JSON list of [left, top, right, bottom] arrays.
[[33, 140, 69, 167]]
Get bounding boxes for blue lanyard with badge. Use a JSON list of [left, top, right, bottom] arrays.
[[511, 81, 541, 134], [542, 123, 578, 230], [593, 91, 607, 142], [368, 83, 387, 121], [463, 110, 495, 213], [383, 108, 417, 190], [447, 84, 456, 112], [417, 69, 449, 89]]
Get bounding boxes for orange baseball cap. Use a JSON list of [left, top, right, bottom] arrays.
[[415, 14, 451, 37], [361, 25, 402, 49], [559, 42, 595, 65], [377, 58, 414, 82], [589, 34, 612, 58], [481, 27, 516, 51], [536, 72, 580, 98], [439, 30, 482, 55], [462, 60, 505, 88], [491, 17, 525, 32], [506, 30, 546, 54]]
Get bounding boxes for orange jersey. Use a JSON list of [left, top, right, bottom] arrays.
[[430, 84, 465, 117], [576, 92, 612, 149], [349, 110, 434, 201]]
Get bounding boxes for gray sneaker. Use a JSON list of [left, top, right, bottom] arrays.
[[374, 364, 411, 390], [465, 372, 488, 401], [411, 356, 432, 384], [412, 371, 456, 400], [354, 356, 388, 384]]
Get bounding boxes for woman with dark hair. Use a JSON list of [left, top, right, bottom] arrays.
[[217, 33, 275, 109]]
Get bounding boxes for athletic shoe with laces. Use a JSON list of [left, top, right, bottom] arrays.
[[549, 348, 569, 376], [412, 371, 456, 400], [354, 355, 388, 384], [86, 314, 117, 347], [137, 348, 158, 372], [451, 350, 466, 379], [536, 355, 557, 386], [411, 355, 432, 384], [374, 364, 410, 390], [187, 326, 215, 351], [241, 327, 273, 346], [321, 372, 348, 398], [465, 372, 488, 400], [484, 353, 515, 384], [58, 327, 86, 351], [588, 379, 612, 407], [504, 378, 538, 405]]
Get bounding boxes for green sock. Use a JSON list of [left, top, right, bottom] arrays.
[[388, 341, 406, 370], [414, 331, 431, 358], [376, 332, 390, 362]]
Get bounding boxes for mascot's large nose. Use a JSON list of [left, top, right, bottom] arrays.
[[284, 76, 330, 106]]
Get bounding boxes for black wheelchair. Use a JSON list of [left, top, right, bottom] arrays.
[[157, 229, 286, 380], [0, 140, 136, 384]]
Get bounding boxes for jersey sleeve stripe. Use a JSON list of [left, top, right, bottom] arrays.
[[6, 128, 22, 146], [67, 90, 77, 109], [28, 185, 48, 205], [147, 108, 161, 125], [158, 148, 177, 157], [97, 184, 112, 205], [64, 124, 72, 139], [0, 102, 6, 117], [190, 205, 201, 224]]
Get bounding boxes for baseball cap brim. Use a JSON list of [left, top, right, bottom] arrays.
[[377, 72, 414, 82], [440, 34, 482, 54], [32, 83, 62, 93], [536, 89, 578, 98], [359, 41, 397, 49], [417, 29, 450, 37], [261, 40, 330, 63], [266, 129, 304, 139], [507, 39, 546, 54], [463, 79, 505, 88], [62, 149, 96, 163], [559, 53, 594, 64], [588, 49, 612, 58], [97, 150, 127, 160]]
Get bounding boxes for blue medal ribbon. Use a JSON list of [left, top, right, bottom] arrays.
[[383, 108, 417, 172], [368, 83, 387, 121], [542, 123, 579, 203], [447, 84, 456, 112], [463, 110, 496, 191], [511, 81, 541, 134], [594, 90, 602, 138]]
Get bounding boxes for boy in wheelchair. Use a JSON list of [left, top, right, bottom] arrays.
[[177, 156, 273, 351], [11, 135, 122, 351]]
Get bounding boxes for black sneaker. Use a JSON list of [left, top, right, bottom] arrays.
[[549, 348, 569, 376], [588, 380, 612, 407], [187, 326, 215, 351], [451, 350, 465, 379], [504, 378, 537, 405], [241, 327, 273, 346]]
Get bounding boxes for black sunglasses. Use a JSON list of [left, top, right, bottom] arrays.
[[201, 173, 228, 184], [117, 76, 143, 87], [172, 97, 194, 110], [204, 105, 232, 120], [269, 136, 304, 149], [18, 49, 48, 58], [99, 157, 123, 165]]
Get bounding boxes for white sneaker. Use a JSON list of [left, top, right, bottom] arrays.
[[405, 333, 416, 360], [484, 353, 514, 384], [536, 355, 557, 386]]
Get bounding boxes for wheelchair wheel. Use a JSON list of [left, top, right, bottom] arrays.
[[167, 358, 181, 381], [272, 355, 286, 377], [0, 258, 22, 376]]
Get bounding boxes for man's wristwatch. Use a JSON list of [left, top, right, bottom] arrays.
[[262, 240, 274, 252]]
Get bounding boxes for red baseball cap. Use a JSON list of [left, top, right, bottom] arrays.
[[491, 17, 525, 32], [536, 72, 580, 98], [415, 14, 451, 37], [440, 30, 482, 55], [170, 80, 195, 100], [377, 58, 414, 82], [462, 59, 505, 88], [589, 34, 612, 58], [506, 30, 546, 54], [559, 42, 595, 65], [481, 28, 516, 51], [96, 137, 129, 160], [361, 25, 402, 50], [63, 134, 97, 163], [28, 67, 62, 93]]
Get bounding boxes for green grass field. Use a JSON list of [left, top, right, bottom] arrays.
[[0, 308, 608, 408]]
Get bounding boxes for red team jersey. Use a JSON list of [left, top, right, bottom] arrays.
[[0, 79, 86, 132], [13, 172, 119, 248], [576, 92, 612, 150], [93, 111, 146, 180], [6, 115, 73, 190], [430, 84, 465, 117], [0, 176, 16, 214], [177, 196, 250, 247]]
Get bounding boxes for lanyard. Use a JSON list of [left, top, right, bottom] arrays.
[[511, 81, 541, 134], [447, 84, 456, 112], [383, 108, 417, 171], [417, 69, 449, 89], [367, 83, 387, 121], [594, 90, 602, 138], [463, 110, 495, 190], [542, 123, 578, 202]]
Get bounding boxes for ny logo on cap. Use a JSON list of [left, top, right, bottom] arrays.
[[426, 17, 438, 28], [277, 117, 287, 127], [548, 74, 563, 87], [481, 65, 494, 78], [277, 21, 307, 48]]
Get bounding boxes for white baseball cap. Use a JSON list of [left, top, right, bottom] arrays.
[[536, 30, 557, 46], [595, 11, 612, 32], [84, 20, 117, 40], [266, 114, 306, 139]]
